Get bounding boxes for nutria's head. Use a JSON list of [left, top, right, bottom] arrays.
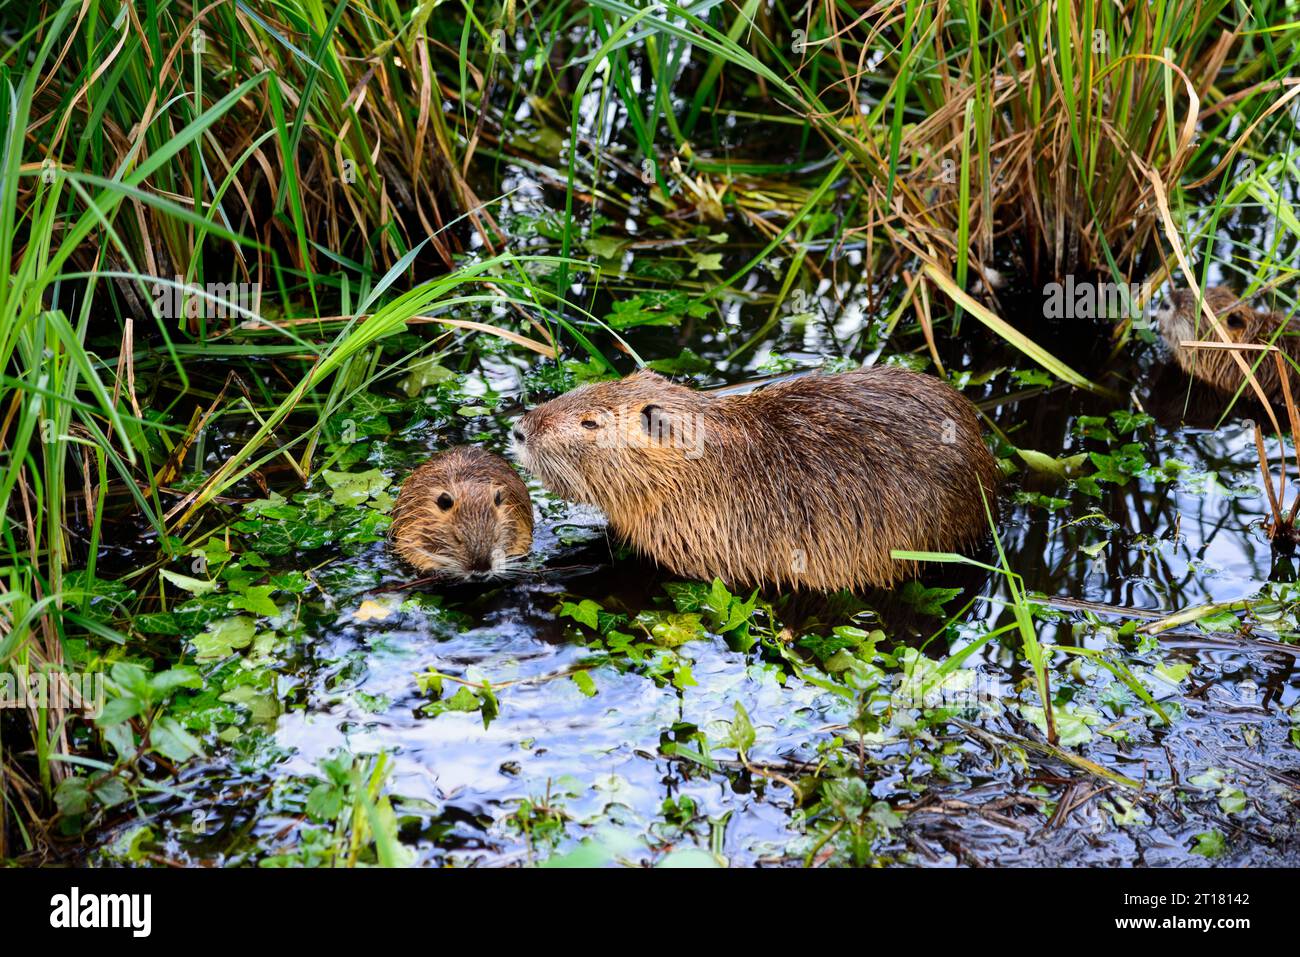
[[1156, 286, 1258, 350], [511, 369, 711, 510], [1156, 286, 1294, 397], [390, 446, 533, 580]]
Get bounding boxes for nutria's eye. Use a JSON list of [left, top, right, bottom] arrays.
[[494, 489, 504, 506], [1226, 314, 1247, 329], [436, 492, 454, 511], [581, 418, 599, 430]]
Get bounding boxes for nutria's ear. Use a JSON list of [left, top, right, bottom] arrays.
[[639, 403, 673, 442]]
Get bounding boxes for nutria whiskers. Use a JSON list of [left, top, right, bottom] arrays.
[[511, 368, 999, 591], [390, 447, 533, 580]]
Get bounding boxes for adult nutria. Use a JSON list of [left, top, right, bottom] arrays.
[[511, 368, 999, 591], [1157, 286, 1298, 401], [390, 446, 533, 579]]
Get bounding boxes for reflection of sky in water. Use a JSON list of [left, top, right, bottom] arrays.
[[272, 562, 860, 864]]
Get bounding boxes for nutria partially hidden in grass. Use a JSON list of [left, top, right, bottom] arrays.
[[511, 368, 999, 591], [1157, 286, 1298, 402], [390, 446, 533, 580]]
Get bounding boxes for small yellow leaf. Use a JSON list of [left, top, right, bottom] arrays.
[[354, 599, 393, 622]]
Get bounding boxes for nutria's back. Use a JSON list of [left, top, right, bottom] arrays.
[[512, 367, 998, 591], [1158, 286, 1298, 401], [390, 446, 533, 579]]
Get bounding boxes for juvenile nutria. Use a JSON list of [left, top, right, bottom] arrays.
[[1157, 286, 1298, 401], [390, 447, 533, 579], [511, 368, 998, 591]]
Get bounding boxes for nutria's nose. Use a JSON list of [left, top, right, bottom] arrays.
[[512, 423, 526, 443], [467, 553, 493, 574]]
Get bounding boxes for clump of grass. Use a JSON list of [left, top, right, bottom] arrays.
[[0, 0, 594, 855], [618, 2, 1298, 316], [24, 0, 503, 300]]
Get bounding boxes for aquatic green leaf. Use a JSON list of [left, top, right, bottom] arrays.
[[1010, 369, 1054, 387], [822, 776, 870, 814], [1191, 831, 1227, 858], [605, 296, 684, 330], [1195, 609, 1241, 633], [63, 572, 137, 622], [55, 777, 91, 817], [1021, 704, 1100, 746], [560, 599, 601, 630], [398, 358, 455, 396], [150, 715, 204, 762], [1218, 786, 1248, 815], [869, 801, 903, 830], [721, 701, 756, 756], [690, 251, 723, 274], [646, 348, 712, 375], [901, 580, 961, 617], [242, 491, 291, 517], [219, 684, 281, 723], [798, 631, 860, 662], [477, 682, 499, 728], [1089, 444, 1149, 484], [1153, 661, 1192, 684], [365, 793, 416, 868], [1105, 796, 1147, 826], [193, 616, 257, 659], [231, 584, 280, 617], [191, 537, 233, 568], [1080, 540, 1109, 558], [422, 686, 482, 718], [306, 783, 344, 822], [1109, 410, 1154, 434], [102, 722, 137, 759], [702, 578, 757, 633], [160, 569, 220, 596], [104, 825, 155, 864], [1075, 415, 1117, 442], [321, 468, 389, 506], [1013, 491, 1071, 511], [572, 671, 597, 697], [89, 775, 126, 809], [150, 667, 202, 696], [270, 571, 310, 593], [1016, 448, 1088, 479], [1189, 768, 1226, 789], [95, 694, 142, 726], [644, 612, 706, 648], [110, 661, 153, 700], [663, 581, 710, 612]]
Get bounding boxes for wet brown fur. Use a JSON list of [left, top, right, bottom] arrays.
[[1158, 286, 1298, 402], [390, 446, 533, 578], [512, 368, 999, 591]]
